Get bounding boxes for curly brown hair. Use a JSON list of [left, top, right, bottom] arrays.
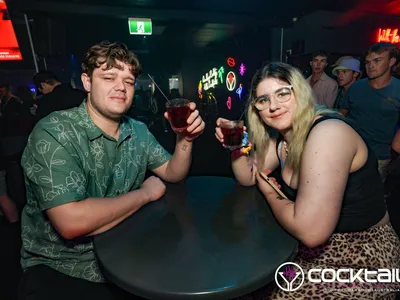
[[81, 41, 142, 78]]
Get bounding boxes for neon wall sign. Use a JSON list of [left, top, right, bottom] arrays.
[[377, 28, 400, 44], [218, 66, 225, 83], [236, 84, 243, 99], [198, 81, 203, 99], [226, 96, 232, 110], [239, 63, 246, 76], [202, 68, 218, 91], [0, 0, 22, 60], [197, 57, 247, 113], [226, 71, 237, 91], [227, 57, 236, 67]]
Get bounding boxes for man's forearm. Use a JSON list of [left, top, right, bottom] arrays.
[[164, 137, 193, 182], [86, 209, 134, 236], [83, 189, 150, 236], [49, 189, 151, 239]]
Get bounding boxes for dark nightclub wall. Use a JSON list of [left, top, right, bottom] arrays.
[[281, 11, 400, 75], [2, 10, 272, 115], [179, 29, 271, 122]]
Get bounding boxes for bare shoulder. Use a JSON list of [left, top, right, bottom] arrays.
[[308, 118, 356, 140], [305, 118, 359, 157]]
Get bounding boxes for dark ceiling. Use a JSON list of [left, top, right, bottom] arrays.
[[10, 0, 367, 54], [7, 0, 397, 72], [16, 0, 365, 24]]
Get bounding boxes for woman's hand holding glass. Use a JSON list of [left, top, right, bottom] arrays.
[[215, 118, 247, 148]]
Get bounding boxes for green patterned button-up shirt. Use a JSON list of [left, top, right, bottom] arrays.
[[20, 101, 171, 282]]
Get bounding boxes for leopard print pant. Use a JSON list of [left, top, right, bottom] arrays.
[[237, 223, 400, 300]]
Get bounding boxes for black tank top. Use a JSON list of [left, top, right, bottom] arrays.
[[276, 116, 386, 233]]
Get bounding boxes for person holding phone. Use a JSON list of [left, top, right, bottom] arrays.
[[215, 62, 400, 299]]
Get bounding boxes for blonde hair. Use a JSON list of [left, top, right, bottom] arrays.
[[247, 62, 340, 174]]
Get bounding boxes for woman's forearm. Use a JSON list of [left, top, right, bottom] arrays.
[[232, 154, 256, 186]]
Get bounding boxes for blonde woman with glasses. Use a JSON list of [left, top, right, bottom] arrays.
[[215, 62, 400, 299]]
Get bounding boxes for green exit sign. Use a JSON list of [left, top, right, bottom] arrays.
[[128, 18, 152, 35]]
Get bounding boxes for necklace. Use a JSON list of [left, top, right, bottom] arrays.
[[279, 140, 289, 169], [283, 141, 289, 156]]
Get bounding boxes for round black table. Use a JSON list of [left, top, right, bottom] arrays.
[[94, 176, 298, 300]]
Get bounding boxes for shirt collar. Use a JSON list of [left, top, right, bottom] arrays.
[[76, 101, 102, 141], [319, 72, 330, 81], [307, 72, 329, 82], [78, 101, 131, 142], [118, 116, 132, 144]]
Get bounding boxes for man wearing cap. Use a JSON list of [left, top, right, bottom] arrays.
[[332, 57, 360, 110], [33, 71, 87, 119], [307, 51, 338, 108], [341, 42, 400, 182]]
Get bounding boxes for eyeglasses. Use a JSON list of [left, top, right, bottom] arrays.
[[252, 85, 293, 111]]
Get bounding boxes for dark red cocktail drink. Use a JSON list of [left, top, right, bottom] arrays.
[[166, 99, 191, 132], [220, 120, 244, 150]]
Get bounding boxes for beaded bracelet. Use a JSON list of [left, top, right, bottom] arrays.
[[240, 131, 252, 155], [231, 131, 252, 158]]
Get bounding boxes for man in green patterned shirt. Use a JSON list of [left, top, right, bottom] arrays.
[[19, 41, 205, 300]]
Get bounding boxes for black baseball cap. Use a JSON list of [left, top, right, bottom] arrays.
[[33, 71, 59, 89]]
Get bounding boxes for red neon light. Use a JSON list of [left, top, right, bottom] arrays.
[[0, 0, 22, 61], [228, 73, 234, 84], [227, 57, 236, 67], [226, 96, 232, 110], [377, 28, 400, 44]]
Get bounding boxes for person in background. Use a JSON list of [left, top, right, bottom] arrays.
[[332, 55, 354, 67], [0, 83, 23, 117], [0, 174, 19, 223], [0, 88, 21, 222], [215, 62, 399, 299], [340, 42, 400, 182], [387, 129, 400, 185], [331, 57, 360, 110], [33, 71, 87, 119], [0, 84, 32, 215], [392, 130, 400, 156], [19, 40, 205, 300], [16, 85, 37, 115], [391, 59, 400, 79], [0, 145, 19, 223], [306, 51, 338, 108], [0, 87, 36, 214]]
